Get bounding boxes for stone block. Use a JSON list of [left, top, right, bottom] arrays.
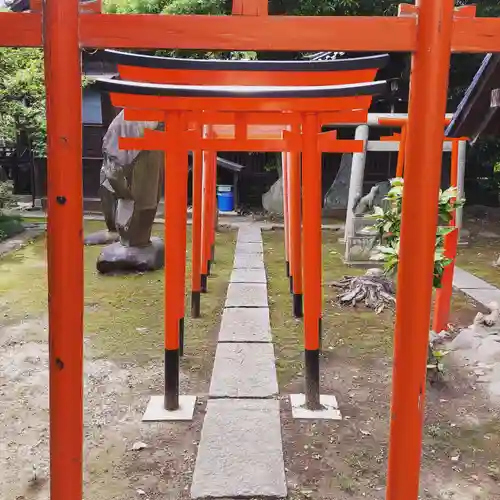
[[218, 307, 271, 342], [289, 393, 342, 420], [453, 267, 496, 290], [235, 241, 263, 254], [191, 399, 287, 499], [209, 343, 278, 398], [237, 227, 262, 243], [230, 268, 267, 284], [233, 252, 265, 269], [225, 283, 268, 308]]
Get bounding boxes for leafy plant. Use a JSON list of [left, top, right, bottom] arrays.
[[367, 177, 464, 288], [366, 178, 465, 379], [0, 180, 16, 212]]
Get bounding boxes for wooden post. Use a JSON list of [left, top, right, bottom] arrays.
[[432, 140, 459, 334], [395, 124, 407, 177], [201, 128, 211, 292], [301, 112, 322, 410], [43, 0, 84, 498], [191, 148, 203, 318], [386, 1, 454, 499], [289, 146, 303, 318], [164, 111, 188, 408], [209, 150, 217, 269], [282, 152, 291, 282]]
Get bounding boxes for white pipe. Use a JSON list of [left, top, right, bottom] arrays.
[[367, 140, 453, 152], [326, 113, 454, 128], [343, 124, 369, 253]]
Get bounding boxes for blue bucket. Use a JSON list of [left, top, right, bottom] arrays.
[[217, 185, 234, 212]]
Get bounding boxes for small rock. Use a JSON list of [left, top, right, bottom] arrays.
[[132, 442, 148, 451], [451, 454, 460, 462], [136, 489, 147, 496], [449, 328, 481, 350]]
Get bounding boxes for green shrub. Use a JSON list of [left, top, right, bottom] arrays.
[[366, 177, 465, 288]]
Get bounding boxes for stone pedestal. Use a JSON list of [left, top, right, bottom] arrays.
[[97, 236, 164, 274], [84, 230, 120, 246]]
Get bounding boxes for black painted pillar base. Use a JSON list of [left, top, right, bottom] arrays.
[[201, 274, 208, 293], [164, 348, 180, 411], [207, 259, 212, 276], [293, 293, 303, 318], [304, 348, 321, 410], [179, 317, 185, 357], [285, 260, 290, 277], [319, 317, 323, 353], [191, 291, 201, 318], [289, 275, 294, 295]]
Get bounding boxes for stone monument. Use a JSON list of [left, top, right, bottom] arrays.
[[84, 110, 165, 274]]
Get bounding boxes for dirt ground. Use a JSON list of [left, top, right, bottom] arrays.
[[263, 229, 500, 500], [0, 221, 236, 500]]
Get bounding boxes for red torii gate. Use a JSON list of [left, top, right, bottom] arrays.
[[107, 49, 388, 319], [2, 1, 499, 500]]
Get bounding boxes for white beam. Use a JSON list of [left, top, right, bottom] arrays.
[[367, 141, 453, 152]]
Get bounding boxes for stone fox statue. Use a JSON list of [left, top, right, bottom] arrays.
[[85, 110, 165, 273]]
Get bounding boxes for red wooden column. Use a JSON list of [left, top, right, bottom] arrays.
[[191, 148, 203, 318], [396, 125, 407, 177], [432, 139, 460, 334], [282, 151, 291, 281], [164, 111, 189, 407], [201, 128, 212, 292], [289, 147, 303, 318], [301, 112, 322, 409], [43, 0, 84, 498], [209, 150, 217, 269], [386, 1, 454, 499]]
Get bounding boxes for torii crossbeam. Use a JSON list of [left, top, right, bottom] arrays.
[[0, 1, 495, 500]]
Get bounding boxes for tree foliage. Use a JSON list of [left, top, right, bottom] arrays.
[[0, 47, 45, 155]]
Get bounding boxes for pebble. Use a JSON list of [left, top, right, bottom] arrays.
[[132, 442, 148, 451]]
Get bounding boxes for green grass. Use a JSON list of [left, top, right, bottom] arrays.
[[0, 221, 236, 373], [263, 230, 394, 386], [263, 229, 480, 387], [456, 237, 500, 289]]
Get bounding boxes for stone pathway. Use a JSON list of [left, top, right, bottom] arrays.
[[453, 266, 500, 307], [191, 224, 287, 499]]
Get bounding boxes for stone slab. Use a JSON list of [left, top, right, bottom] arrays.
[[218, 307, 271, 342], [233, 252, 265, 269], [235, 241, 264, 254], [209, 343, 278, 398], [225, 283, 268, 308], [230, 267, 267, 284], [237, 227, 262, 243], [460, 287, 500, 309], [190, 399, 287, 498], [290, 394, 342, 420], [453, 267, 496, 290], [142, 395, 196, 421]]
